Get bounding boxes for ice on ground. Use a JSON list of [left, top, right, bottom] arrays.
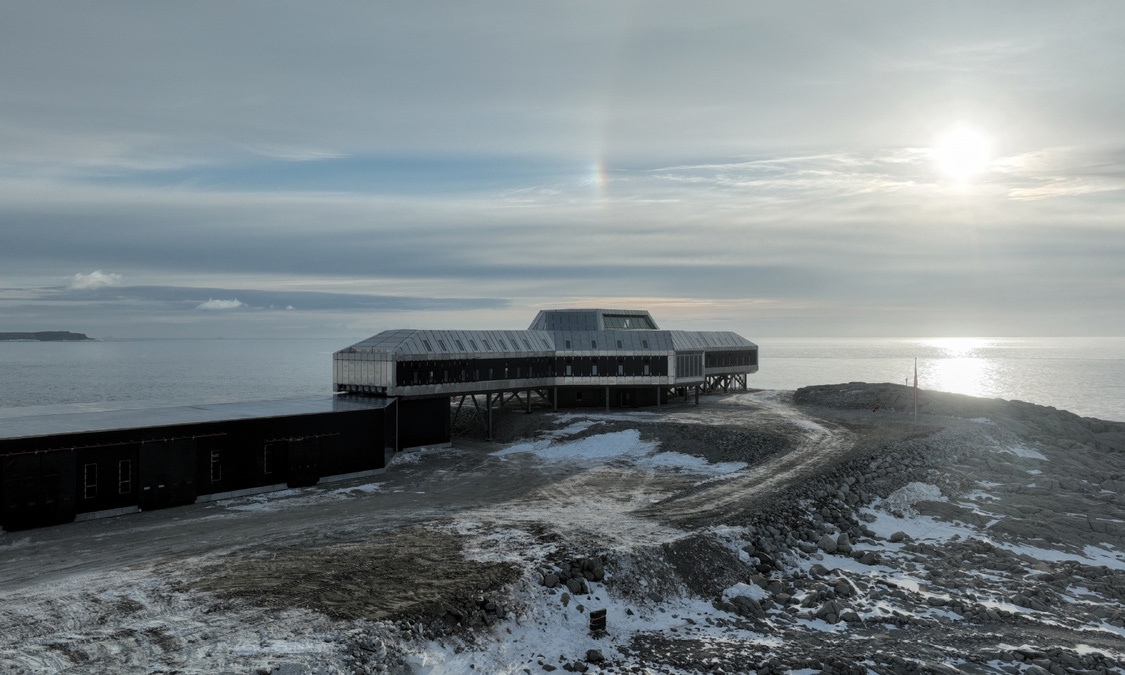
[[1001, 444, 1048, 460], [863, 506, 976, 543], [390, 446, 454, 465], [879, 482, 945, 517], [637, 452, 746, 475], [408, 577, 777, 675], [219, 481, 383, 512], [493, 430, 741, 475], [722, 582, 767, 601], [493, 430, 657, 461]]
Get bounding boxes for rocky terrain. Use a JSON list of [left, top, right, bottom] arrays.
[[2, 383, 1125, 674]]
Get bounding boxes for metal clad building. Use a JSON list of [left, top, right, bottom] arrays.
[[0, 397, 396, 531], [334, 308, 757, 420]]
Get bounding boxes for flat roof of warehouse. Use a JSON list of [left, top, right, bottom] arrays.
[[0, 395, 393, 442]]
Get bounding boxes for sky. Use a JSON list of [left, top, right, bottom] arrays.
[[1, 2, 1123, 339]]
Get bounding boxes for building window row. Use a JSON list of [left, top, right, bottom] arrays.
[[395, 355, 669, 386], [704, 350, 758, 368]]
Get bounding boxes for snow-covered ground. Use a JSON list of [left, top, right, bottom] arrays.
[[3, 384, 1125, 674]]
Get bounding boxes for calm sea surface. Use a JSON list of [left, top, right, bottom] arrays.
[[0, 337, 1122, 422]]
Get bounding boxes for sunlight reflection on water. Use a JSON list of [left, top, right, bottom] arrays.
[[752, 337, 1125, 421], [921, 338, 997, 398]]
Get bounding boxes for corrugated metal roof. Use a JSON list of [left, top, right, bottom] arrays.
[[669, 331, 756, 350], [340, 312, 755, 360]]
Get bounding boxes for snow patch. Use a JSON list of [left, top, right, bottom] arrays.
[[879, 482, 945, 518]]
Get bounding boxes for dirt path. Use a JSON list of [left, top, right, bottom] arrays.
[[642, 391, 857, 527]]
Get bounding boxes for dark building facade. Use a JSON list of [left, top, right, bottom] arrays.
[[0, 397, 396, 530]]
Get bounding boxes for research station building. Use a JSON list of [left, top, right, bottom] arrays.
[[334, 308, 758, 446]]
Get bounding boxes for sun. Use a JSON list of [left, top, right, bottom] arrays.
[[933, 126, 992, 182]]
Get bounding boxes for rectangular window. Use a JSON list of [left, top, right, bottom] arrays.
[[210, 449, 221, 482], [616, 340, 623, 349], [422, 339, 433, 351], [469, 340, 477, 350], [618, 364, 624, 375], [565, 364, 572, 376], [591, 364, 598, 376], [591, 340, 597, 349], [482, 340, 491, 350], [522, 339, 532, 350], [565, 340, 571, 349], [118, 459, 132, 494], [643, 364, 651, 375], [498, 340, 507, 350], [83, 463, 98, 499], [455, 340, 465, 351], [642, 340, 649, 349], [438, 340, 447, 351]]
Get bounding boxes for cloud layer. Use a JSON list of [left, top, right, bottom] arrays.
[[1, 3, 1123, 337]]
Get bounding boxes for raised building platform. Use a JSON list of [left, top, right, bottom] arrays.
[[333, 308, 758, 443]]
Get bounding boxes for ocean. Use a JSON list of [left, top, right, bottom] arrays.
[[0, 337, 1122, 422]]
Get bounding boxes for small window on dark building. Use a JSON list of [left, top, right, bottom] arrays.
[[438, 340, 447, 351], [591, 340, 597, 349], [618, 364, 624, 375], [643, 364, 651, 375], [565, 340, 571, 348], [616, 340, 623, 349], [565, 364, 572, 376], [482, 340, 491, 350], [592, 364, 598, 376], [642, 340, 649, 349], [455, 340, 464, 351], [469, 340, 478, 350], [83, 463, 97, 499], [118, 459, 132, 494], [422, 339, 433, 351]]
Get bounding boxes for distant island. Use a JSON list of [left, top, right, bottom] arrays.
[[0, 331, 93, 342]]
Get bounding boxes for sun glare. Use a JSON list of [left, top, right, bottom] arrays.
[[933, 126, 992, 182]]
